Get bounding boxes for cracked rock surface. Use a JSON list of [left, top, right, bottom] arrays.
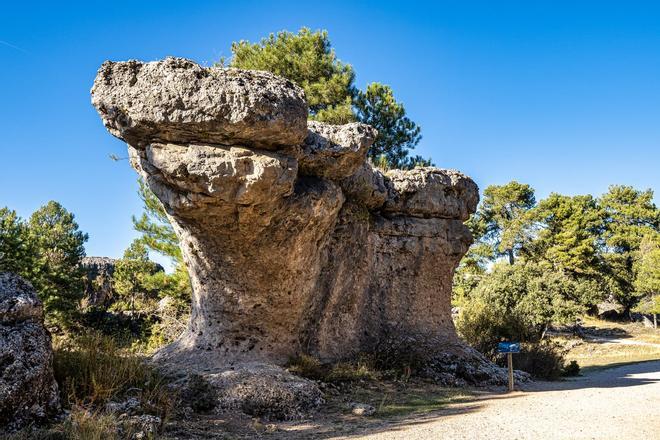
[[0, 273, 60, 431], [92, 57, 497, 417]]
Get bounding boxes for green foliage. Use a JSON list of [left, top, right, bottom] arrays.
[[456, 261, 586, 356], [130, 179, 191, 347], [455, 181, 659, 371], [230, 27, 356, 124], [470, 181, 536, 265], [528, 194, 604, 276], [0, 207, 32, 276], [456, 279, 538, 357], [355, 82, 428, 169], [27, 201, 88, 327], [600, 185, 659, 252], [455, 268, 580, 380], [132, 179, 181, 264], [511, 342, 570, 380], [228, 27, 428, 168], [633, 233, 660, 314], [112, 241, 160, 314], [108, 239, 191, 348], [452, 242, 493, 306], [598, 186, 659, 312]]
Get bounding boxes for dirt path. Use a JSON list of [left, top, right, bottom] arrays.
[[584, 336, 660, 347], [338, 361, 660, 440]]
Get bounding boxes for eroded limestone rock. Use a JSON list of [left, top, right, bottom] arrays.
[[0, 273, 60, 431], [80, 256, 117, 308], [92, 57, 308, 149], [92, 57, 502, 417]]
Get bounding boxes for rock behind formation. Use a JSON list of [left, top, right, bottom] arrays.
[[0, 273, 60, 431], [80, 256, 117, 308], [80, 256, 164, 309], [92, 58, 500, 417]]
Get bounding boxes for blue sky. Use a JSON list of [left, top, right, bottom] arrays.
[[1, 1, 659, 262]]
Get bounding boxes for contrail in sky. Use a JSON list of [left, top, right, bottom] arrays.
[[0, 40, 28, 54]]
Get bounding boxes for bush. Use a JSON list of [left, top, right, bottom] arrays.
[[507, 342, 566, 380], [562, 360, 581, 377], [456, 296, 537, 357], [5, 407, 142, 440], [286, 354, 326, 380], [326, 360, 377, 382], [365, 328, 438, 378], [290, 330, 439, 382], [457, 289, 581, 380], [506, 342, 581, 380], [60, 408, 123, 440], [286, 354, 377, 383]]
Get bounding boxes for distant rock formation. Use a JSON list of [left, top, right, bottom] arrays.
[[92, 58, 507, 416], [80, 256, 117, 308], [0, 273, 60, 431], [80, 256, 165, 309]]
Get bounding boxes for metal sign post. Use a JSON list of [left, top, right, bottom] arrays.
[[497, 342, 520, 392]]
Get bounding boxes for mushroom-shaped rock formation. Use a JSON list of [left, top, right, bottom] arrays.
[[92, 58, 507, 406]]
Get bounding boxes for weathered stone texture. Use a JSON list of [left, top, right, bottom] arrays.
[[0, 273, 60, 431], [91, 57, 308, 149], [80, 256, 117, 308], [92, 58, 497, 400]]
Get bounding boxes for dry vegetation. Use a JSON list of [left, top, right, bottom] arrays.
[[553, 317, 660, 370], [4, 333, 175, 440], [6, 317, 659, 439]]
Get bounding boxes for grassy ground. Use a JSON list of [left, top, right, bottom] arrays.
[[559, 317, 660, 369], [580, 316, 660, 343]]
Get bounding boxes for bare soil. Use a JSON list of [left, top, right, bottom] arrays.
[[336, 360, 660, 440]]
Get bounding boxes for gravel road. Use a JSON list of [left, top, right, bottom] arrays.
[[342, 360, 660, 440]]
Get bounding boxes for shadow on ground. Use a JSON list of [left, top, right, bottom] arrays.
[[162, 360, 660, 439], [523, 359, 660, 392]]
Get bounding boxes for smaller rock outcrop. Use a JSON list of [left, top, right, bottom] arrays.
[[80, 256, 117, 308], [80, 256, 164, 309], [0, 273, 60, 431]]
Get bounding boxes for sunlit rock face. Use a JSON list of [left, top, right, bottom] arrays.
[[0, 273, 60, 431], [91, 57, 480, 371]]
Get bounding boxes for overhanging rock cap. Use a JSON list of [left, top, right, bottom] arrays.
[[91, 57, 308, 149]]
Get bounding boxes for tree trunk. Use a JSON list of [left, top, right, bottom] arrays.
[[508, 249, 515, 265], [654, 313, 657, 329]]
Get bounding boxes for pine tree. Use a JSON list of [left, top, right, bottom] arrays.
[[27, 201, 88, 326], [0, 207, 32, 277], [229, 28, 430, 168], [355, 83, 428, 169], [470, 181, 536, 265], [229, 28, 356, 124]]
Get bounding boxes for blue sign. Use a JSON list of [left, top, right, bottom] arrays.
[[497, 342, 520, 353]]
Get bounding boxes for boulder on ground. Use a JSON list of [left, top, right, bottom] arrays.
[[0, 273, 60, 431], [596, 301, 625, 321]]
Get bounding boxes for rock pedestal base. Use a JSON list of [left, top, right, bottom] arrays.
[[91, 57, 505, 417]]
